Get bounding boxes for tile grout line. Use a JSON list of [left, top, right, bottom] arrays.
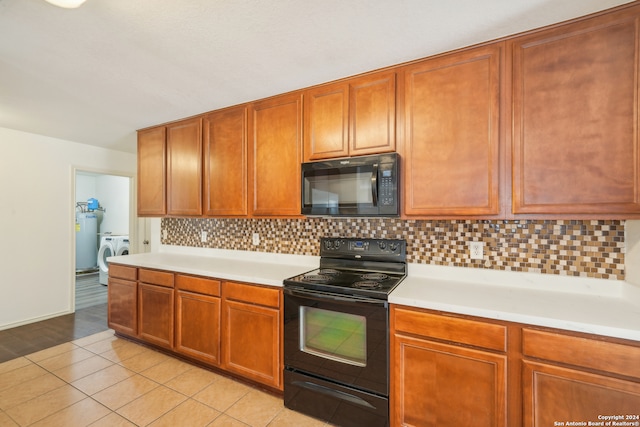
[[1, 331, 329, 427]]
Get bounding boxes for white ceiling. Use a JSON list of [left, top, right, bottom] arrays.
[[0, 0, 635, 153]]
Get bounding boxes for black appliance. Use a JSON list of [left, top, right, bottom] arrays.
[[283, 237, 407, 427], [301, 153, 399, 217]]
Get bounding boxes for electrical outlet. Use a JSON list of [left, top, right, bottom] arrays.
[[162, 229, 168, 240], [252, 233, 260, 246], [201, 230, 207, 242], [468, 241, 484, 260]]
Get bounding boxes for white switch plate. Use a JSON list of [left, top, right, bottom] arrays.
[[201, 231, 207, 242], [252, 233, 260, 246], [468, 241, 484, 260]]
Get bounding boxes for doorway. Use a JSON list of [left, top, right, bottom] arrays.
[[73, 168, 136, 311]]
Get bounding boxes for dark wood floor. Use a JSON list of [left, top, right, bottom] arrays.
[[0, 272, 110, 363], [0, 303, 109, 363]]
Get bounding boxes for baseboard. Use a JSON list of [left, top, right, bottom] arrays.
[[0, 309, 72, 331]]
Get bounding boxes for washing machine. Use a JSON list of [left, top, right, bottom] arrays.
[[115, 236, 130, 256], [97, 236, 117, 285]]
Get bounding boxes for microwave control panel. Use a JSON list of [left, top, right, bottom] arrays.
[[376, 157, 398, 215], [379, 165, 395, 206]]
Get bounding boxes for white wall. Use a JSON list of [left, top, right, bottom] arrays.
[[0, 127, 136, 330], [626, 220, 640, 286], [76, 174, 130, 236], [95, 175, 130, 235]]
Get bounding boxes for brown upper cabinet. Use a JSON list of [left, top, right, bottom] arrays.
[[510, 6, 640, 216], [249, 93, 303, 217], [166, 117, 203, 216], [303, 71, 396, 161], [137, 126, 166, 216], [137, 2, 640, 220], [203, 106, 248, 217], [138, 117, 203, 217], [401, 43, 503, 217]]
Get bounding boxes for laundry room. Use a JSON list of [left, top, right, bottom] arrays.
[[75, 171, 130, 308]]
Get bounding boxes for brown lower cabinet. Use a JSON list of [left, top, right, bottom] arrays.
[[137, 269, 175, 349], [175, 274, 221, 366], [107, 264, 282, 391], [391, 305, 507, 427], [107, 264, 137, 336], [221, 281, 282, 389], [521, 328, 640, 427], [391, 305, 640, 427]]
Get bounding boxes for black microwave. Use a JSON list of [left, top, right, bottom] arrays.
[[301, 153, 399, 217]]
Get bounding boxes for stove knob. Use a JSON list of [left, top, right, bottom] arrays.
[[378, 241, 386, 250], [390, 243, 398, 252], [324, 240, 333, 250], [333, 239, 342, 249]]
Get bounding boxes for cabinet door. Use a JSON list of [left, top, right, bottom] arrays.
[[249, 94, 302, 217], [304, 82, 349, 161], [303, 72, 396, 161], [511, 9, 640, 215], [403, 44, 502, 216], [107, 277, 137, 336], [349, 71, 396, 156], [137, 126, 166, 216], [166, 117, 202, 216], [222, 297, 281, 389], [523, 361, 640, 427], [138, 283, 174, 349], [203, 107, 248, 216], [392, 334, 507, 427], [175, 290, 220, 366]]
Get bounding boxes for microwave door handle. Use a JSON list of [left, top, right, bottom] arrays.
[[371, 163, 379, 206]]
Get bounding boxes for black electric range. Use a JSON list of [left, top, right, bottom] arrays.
[[283, 237, 407, 299]]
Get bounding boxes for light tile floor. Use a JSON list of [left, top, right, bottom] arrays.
[[0, 330, 330, 426]]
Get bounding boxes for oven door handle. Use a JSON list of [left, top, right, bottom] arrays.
[[291, 380, 377, 409], [283, 287, 387, 307]]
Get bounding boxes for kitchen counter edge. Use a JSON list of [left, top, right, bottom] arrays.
[[107, 251, 640, 342], [390, 263, 640, 342], [107, 251, 317, 288]]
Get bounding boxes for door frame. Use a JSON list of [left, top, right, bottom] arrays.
[[71, 166, 137, 312]]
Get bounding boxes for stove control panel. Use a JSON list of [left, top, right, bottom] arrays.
[[321, 237, 406, 260], [349, 240, 369, 251]]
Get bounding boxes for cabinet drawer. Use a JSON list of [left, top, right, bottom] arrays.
[[138, 268, 174, 288], [176, 274, 221, 297], [392, 306, 507, 352], [223, 281, 280, 308], [109, 264, 137, 281], [522, 328, 640, 379]]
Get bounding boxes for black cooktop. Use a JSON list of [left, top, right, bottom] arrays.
[[284, 267, 406, 298], [283, 237, 407, 299]]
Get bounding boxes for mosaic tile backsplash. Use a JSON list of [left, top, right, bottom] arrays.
[[162, 218, 625, 280]]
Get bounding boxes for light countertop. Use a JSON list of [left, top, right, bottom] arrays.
[[392, 263, 640, 342], [108, 248, 318, 287], [108, 246, 640, 342]]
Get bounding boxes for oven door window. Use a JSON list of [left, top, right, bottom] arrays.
[[300, 306, 366, 367]]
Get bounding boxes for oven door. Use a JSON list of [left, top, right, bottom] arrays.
[[283, 287, 389, 396]]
